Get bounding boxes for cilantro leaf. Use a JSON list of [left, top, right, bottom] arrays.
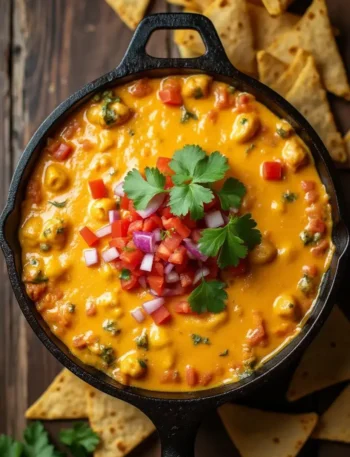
[[199, 214, 261, 268], [59, 422, 100, 457], [123, 167, 166, 210], [23, 422, 63, 457], [119, 268, 131, 280], [48, 200, 67, 208], [0, 435, 23, 457], [217, 177, 246, 210], [170, 145, 206, 184], [193, 151, 229, 184], [169, 184, 213, 220], [189, 279, 227, 314]]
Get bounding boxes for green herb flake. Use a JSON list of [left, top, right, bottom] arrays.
[[101, 91, 121, 126], [245, 143, 255, 154], [67, 303, 76, 313], [119, 269, 131, 281], [40, 243, 51, 252], [30, 258, 38, 266], [191, 334, 211, 346], [43, 228, 51, 238], [135, 331, 149, 350], [180, 106, 198, 124], [282, 191, 298, 203], [298, 274, 315, 296], [219, 349, 229, 357], [300, 230, 315, 246], [100, 346, 116, 365], [276, 127, 288, 138], [193, 87, 204, 99], [28, 271, 49, 284], [240, 117, 248, 125], [138, 359, 148, 369], [228, 86, 236, 94], [102, 319, 120, 336], [128, 129, 135, 136], [48, 200, 67, 208]]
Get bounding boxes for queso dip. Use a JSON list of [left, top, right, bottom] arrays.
[[19, 76, 333, 391]]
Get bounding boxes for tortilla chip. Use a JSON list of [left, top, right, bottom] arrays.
[[219, 403, 318, 457], [175, 0, 256, 75], [178, 44, 202, 58], [25, 369, 88, 419], [248, 4, 299, 50], [87, 388, 155, 457], [312, 385, 350, 442], [273, 48, 310, 96], [267, 0, 350, 99], [105, 0, 150, 30], [261, 0, 294, 16], [167, 0, 213, 10], [286, 55, 347, 163], [257, 51, 287, 89], [287, 306, 350, 402]]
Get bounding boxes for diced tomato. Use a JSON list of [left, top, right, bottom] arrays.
[[182, 213, 197, 229], [163, 217, 191, 238], [148, 275, 165, 296], [301, 180, 316, 192], [227, 258, 248, 276], [180, 270, 195, 288], [305, 191, 319, 204], [157, 243, 172, 262], [157, 157, 174, 176], [163, 233, 183, 251], [112, 220, 130, 238], [143, 215, 162, 232], [161, 207, 173, 219], [214, 86, 232, 110], [159, 88, 183, 106], [128, 220, 143, 234], [302, 264, 318, 278], [165, 176, 174, 189], [174, 256, 189, 273], [169, 245, 187, 265], [109, 237, 129, 250], [152, 261, 165, 277], [129, 79, 152, 98], [185, 366, 199, 387], [246, 311, 267, 347], [122, 209, 143, 223], [80, 227, 99, 246], [121, 274, 139, 291], [191, 229, 202, 244], [89, 179, 108, 199], [51, 142, 73, 161], [120, 248, 144, 269], [152, 305, 171, 325], [120, 196, 131, 210], [262, 161, 283, 181], [306, 218, 326, 234], [175, 300, 192, 314]]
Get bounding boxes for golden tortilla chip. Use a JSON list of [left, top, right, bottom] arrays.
[[267, 0, 350, 99], [178, 44, 202, 58], [167, 0, 213, 10], [261, 0, 294, 16], [105, 0, 150, 30], [219, 403, 318, 457], [312, 384, 350, 442], [286, 55, 347, 163], [248, 4, 299, 50], [174, 0, 256, 75], [257, 50, 287, 89], [287, 306, 350, 402], [25, 369, 88, 419], [87, 388, 155, 457], [274, 48, 310, 96]]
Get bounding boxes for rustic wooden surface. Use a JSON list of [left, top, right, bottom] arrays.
[[0, 0, 349, 456]]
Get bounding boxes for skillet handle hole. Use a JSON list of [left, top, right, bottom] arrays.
[[145, 29, 205, 59]]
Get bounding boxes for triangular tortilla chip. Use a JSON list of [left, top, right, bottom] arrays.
[[261, 0, 294, 16], [219, 403, 318, 457], [248, 4, 299, 50], [87, 388, 155, 457], [178, 44, 202, 58], [267, 0, 350, 99], [25, 369, 88, 419], [167, 0, 213, 10], [257, 50, 287, 89], [287, 306, 350, 401], [274, 48, 310, 96], [105, 0, 150, 30], [312, 384, 350, 442], [174, 0, 256, 75], [285, 55, 347, 163]]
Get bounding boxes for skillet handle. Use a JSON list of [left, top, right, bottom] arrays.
[[158, 421, 199, 457], [117, 12, 234, 75]]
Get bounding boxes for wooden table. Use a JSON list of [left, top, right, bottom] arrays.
[[0, 1, 349, 455]]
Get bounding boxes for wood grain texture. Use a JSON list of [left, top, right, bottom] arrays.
[[1, 1, 350, 456]]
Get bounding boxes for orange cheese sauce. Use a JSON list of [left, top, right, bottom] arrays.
[[19, 76, 333, 391]]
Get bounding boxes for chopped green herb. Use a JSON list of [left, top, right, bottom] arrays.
[[48, 200, 67, 208], [56, 227, 65, 234], [298, 274, 315, 296], [160, 228, 175, 240], [67, 303, 76, 313], [92, 93, 102, 102], [240, 117, 248, 125], [219, 349, 229, 357], [28, 271, 48, 284], [198, 214, 261, 268], [119, 269, 131, 280], [100, 346, 116, 365], [138, 359, 147, 369], [30, 258, 38, 266], [189, 279, 227, 314], [123, 246, 135, 253], [191, 334, 211, 345], [238, 368, 254, 380], [243, 357, 257, 370], [276, 127, 288, 138], [102, 319, 120, 336], [128, 129, 135, 136], [124, 167, 166, 210], [180, 106, 198, 124], [39, 243, 51, 252], [43, 228, 51, 238], [135, 330, 149, 350], [0, 435, 23, 457], [245, 143, 255, 154], [59, 422, 100, 457], [299, 230, 321, 246], [217, 177, 246, 211], [101, 91, 121, 126], [193, 87, 204, 99], [23, 421, 63, 457], [282, 191, 298, 203]]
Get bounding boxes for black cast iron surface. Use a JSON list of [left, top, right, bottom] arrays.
[[0, 13, 349, 457]]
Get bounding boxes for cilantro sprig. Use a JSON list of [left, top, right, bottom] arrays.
[[198, 214, 261, 268], [60, 423, 100, 457], [123, 167, 166, 210], [189, 279, 228, 314]]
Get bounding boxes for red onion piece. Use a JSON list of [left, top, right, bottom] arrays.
[[193, 267, 210, 284], [140, 253, 154, 272], [136, 193, 165, 219], [149, 289, 159, 296], [163, 284, 186, 296], [205, 210, 225, 228], [138, 276, 147, 289], [166, 271, 180, 283], [133, 231, 155, 253], [183, 238, 208, 262], [84, 248, 98, 267], [95, 224, 112, 238], [114, 181, 125, 197], [131, 307, 145, 323], [164, 263, 174, 275], [143, 297, 165, 315], [101, 247, 119, 262], [109, 210, 120, 223], [153, 228, 161, 242]]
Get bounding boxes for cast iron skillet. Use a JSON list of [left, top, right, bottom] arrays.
[[0, 12, 349, 457]]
